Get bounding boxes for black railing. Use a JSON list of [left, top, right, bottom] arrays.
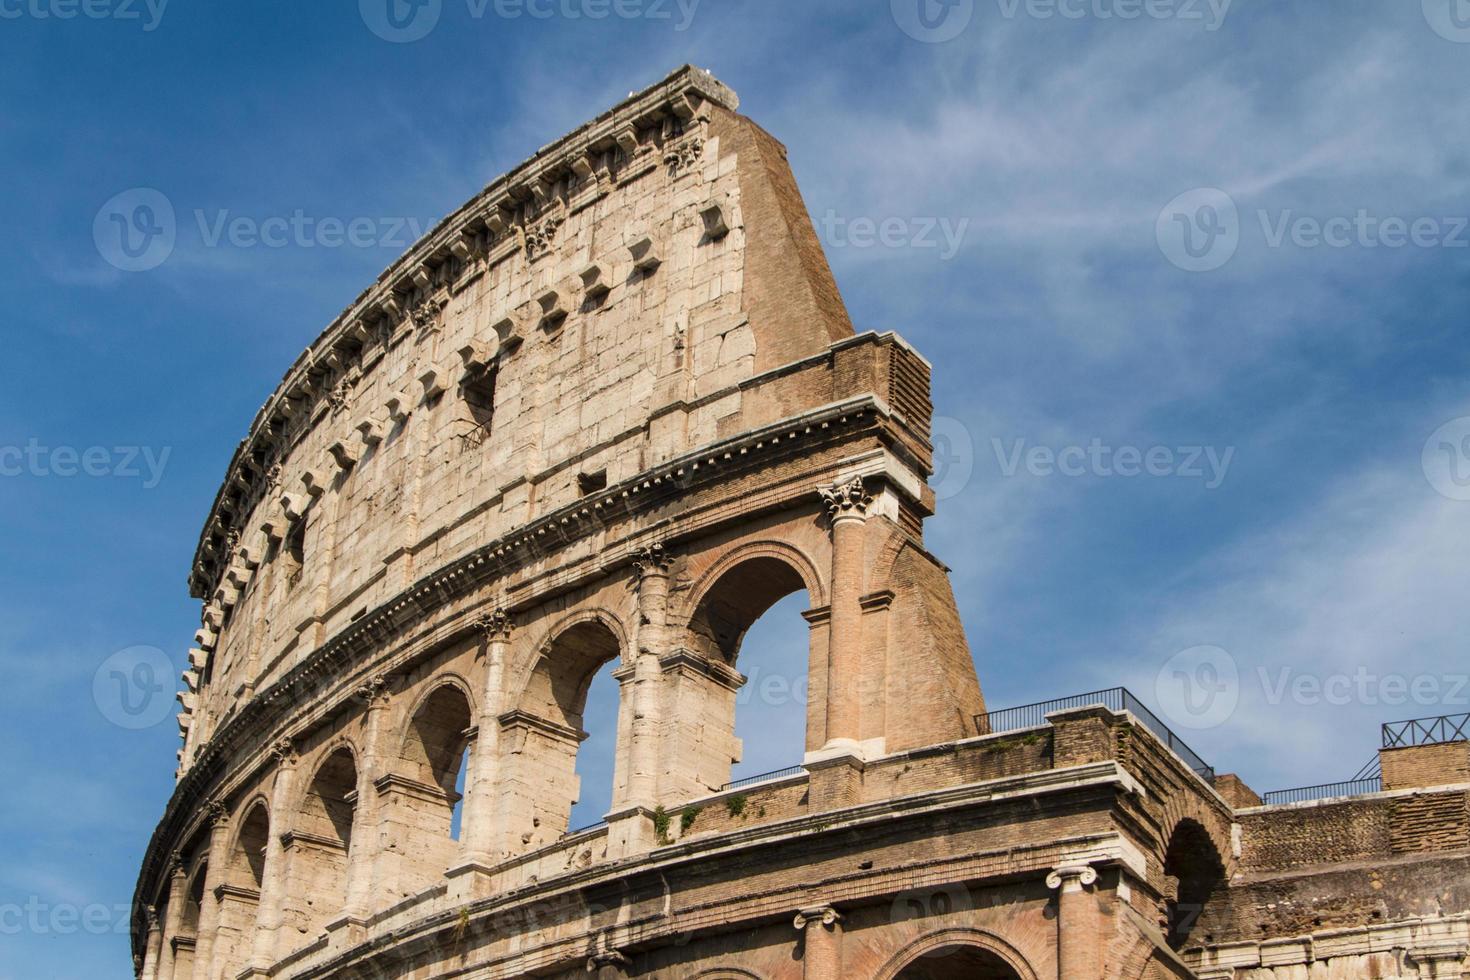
[[720, 765, 806, 792], [566, 820, 608, 837], [1261, 777, 1382, 806], [973, 687, 1216, 782], [1382, 712, 1470, 749]]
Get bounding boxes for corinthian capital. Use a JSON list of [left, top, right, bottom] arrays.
[[473, 607, 514, 641], [819, 477, 872, 523], [632, 542, 674, 576]]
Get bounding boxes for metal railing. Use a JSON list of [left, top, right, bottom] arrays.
[[720, 765, 806, 792], [973, 687, 1216, 782], [1261, 777, 1382, 806], [1382, 712, 1470, 749]]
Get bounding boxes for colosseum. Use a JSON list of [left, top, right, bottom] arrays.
[[133, 66, 1470, 980]]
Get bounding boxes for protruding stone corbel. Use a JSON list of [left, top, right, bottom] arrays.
[[280, 493, 306, 521], [614, 123, 640, 155], [356, 416, 384, 447], [384, 391, 413, 422], [410, 266, 433, 291], [301, 469, 329, 498], [450, 231, 477, 262], [701, 201, 730, 240], [458, 336, 500, 373], [537, 288, 568, 331], [194, 627, 217, 651], [792, 905, 842, 931], [377, 295, 403, 322], [580, 264, 611, 306], [188, 648, 209, 670], [181, 669, 200, 693], [626, 235, 661, 275], [819, 476, 872, 524], [419, 367, 448, 399], [327, 440, 357, 470]]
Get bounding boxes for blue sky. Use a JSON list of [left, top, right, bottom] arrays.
[[3, 0, 1470, 975]]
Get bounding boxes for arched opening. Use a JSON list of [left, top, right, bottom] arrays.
[[169, 863, 207, 978], [399, 683, 473, 836], [1162, 819, 1227, 951], [510, 619, 622, 846], [687, 555, 813, 784], [372, 682, 475, 897], [216, 801, 270, 977], [894, 946, 1024, 979], [293, 747, 357, 939]]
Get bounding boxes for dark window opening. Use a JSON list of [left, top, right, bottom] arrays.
[[578, 470, 607, 496], [462, 364, 497, 433]]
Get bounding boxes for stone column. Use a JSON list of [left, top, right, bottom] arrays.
[[793, 905, 843, 980], [627, 545, 672, 806], [139, 907, 164, 980], [157, 858, 188, 980], [193, 804, 231, 980], [330, 676, 391, 944], [817, 478, 870, 753], [605, 546, 673, 857], [448, 610, 514, 899], [245, 739, 299, 975], [1047, 865, 1100, 980]]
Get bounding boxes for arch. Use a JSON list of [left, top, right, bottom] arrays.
[[689, 970, 766, 980], [291, 745, 358, 942], [876, 928, 1039, 980], [682, 540, 827, 630], [1161, 817, 1227, 951], [504, 615, 625, 847], [228, 799, 271, 891], [395, 680, 474, 813], [684, 547, 822, 664]]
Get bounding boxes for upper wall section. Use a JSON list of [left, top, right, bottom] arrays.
[[181, 66, 859, 748]]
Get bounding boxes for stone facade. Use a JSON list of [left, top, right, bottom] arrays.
[[133, 67, 1470, 980]]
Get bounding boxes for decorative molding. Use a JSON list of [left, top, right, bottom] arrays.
[[792, 905, 842, 931], [473, 607, 514, 642], [632, 542, 674, 576], [819, 476, 872, 523], [1046, 865, 1099, 890]]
